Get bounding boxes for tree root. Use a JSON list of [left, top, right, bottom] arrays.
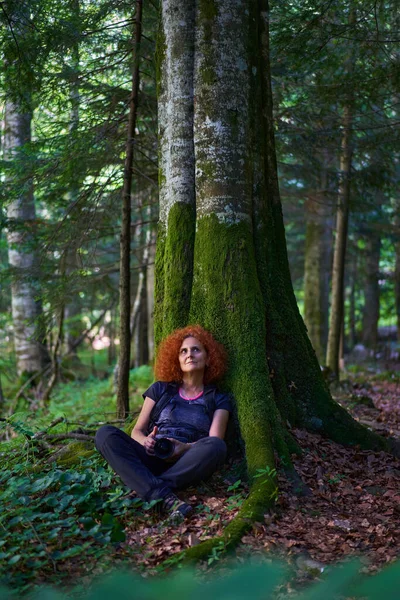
[[308, 398, 400, 458], [167, 476, 277, 567]]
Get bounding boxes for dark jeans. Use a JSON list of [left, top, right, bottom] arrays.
[[95, 425, 227, 502]]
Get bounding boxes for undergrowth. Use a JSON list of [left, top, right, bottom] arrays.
[[0, 367, 155, 594]]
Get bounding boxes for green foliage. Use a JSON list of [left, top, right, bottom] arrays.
[[129, 365, 154, 389], [0, 366, 159, 594], [0, 454, 148, 593], [49, 377, 116, 422]]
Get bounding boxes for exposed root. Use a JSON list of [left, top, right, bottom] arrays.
[[309, 399, 400, 458], [167, 476, 277, 566]]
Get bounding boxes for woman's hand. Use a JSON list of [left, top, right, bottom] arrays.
[[144, 426, 158, 455], [165, 438, 191, 461]]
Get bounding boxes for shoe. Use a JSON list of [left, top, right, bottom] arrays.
[[161, 492, 193, 522]]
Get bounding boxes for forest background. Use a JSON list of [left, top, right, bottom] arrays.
[[0, 0, 399, 597]]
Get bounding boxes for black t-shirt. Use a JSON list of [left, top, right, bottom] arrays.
[[143, 381, 232, 443]]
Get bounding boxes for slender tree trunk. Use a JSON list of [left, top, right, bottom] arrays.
[[326, 104, 353, 376], [117, 0, 142, 419], [348, 244, 358, 349], [131, 228, 151, 367], [64, 252, 82, 355], [64, 3, 82, 357], [396, 208, 400, 343], [4, 102, 50, 378], [362, 229, 381, 351], [304, 153, 333, 363], [108, 308, 117, 366], [42, 302, 65, 406], [326, 9, 356, 377], [133, 280, 149, 367], [131, 220, 150, 367]]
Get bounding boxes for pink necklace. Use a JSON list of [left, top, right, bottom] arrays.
[[179, 387, 204, 401]]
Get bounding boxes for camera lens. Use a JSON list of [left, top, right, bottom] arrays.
[[153, 438, 174, 459]]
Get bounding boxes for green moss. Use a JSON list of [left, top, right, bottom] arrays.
[[180, 477, 277, 564], [197, 158, 217, 181], [189, 214, 276, 478], [156, 202, 196, 341], [198, 0, 218, 22], [200, 65, 217, 86], [55, 442, 95, 467], [158, 167, 166, 191], [198, 0, 218, 87]]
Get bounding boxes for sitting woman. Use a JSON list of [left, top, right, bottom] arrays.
[[95, 325, 231, 520]]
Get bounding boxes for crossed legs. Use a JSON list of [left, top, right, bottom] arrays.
[[95, 425, 227, 502]]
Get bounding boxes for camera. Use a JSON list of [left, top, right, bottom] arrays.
[[153, 437, 175, 459]]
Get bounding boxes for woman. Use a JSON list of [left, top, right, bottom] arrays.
[[95, 325, 231, 520]]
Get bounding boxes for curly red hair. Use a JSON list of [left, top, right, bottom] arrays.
[[154, 325, 227, 384]]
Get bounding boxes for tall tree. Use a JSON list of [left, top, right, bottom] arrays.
[[304, 149, 334, 363], [326, 9, 356, 375], [326, 102, 353, 375], [116, 0, 143, 419], [155, 0, 398, 556], [3, 2, 50, 378], [361, 225, 381, 350]]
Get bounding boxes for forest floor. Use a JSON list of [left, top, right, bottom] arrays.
[[120, 369, 400, 579], [1, 364, 399, 596]]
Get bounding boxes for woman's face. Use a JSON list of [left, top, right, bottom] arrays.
[[178, 336, 208, 376]]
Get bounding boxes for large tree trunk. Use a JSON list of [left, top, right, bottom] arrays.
[[155, 0, 399, 557], [4, 102, 50, 378], [304, 154, 333, 364]]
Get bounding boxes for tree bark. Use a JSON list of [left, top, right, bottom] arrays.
[[64, 2, 82, 357], [116, 0, 143, 419], [395, 203, 400, 344], [131, 218, 151, 367], [326, 103, 353, 376], [348, 244, 358, 349], [304, 153, 333, 363], [4, 101, 50, 378], [362, 229, 381, 351]]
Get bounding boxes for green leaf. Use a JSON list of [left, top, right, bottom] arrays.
[[51, 545, 88, 561], [227, 479, 241, 491]]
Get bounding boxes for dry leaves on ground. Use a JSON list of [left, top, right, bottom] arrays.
[[124, 375, 400, 574]]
